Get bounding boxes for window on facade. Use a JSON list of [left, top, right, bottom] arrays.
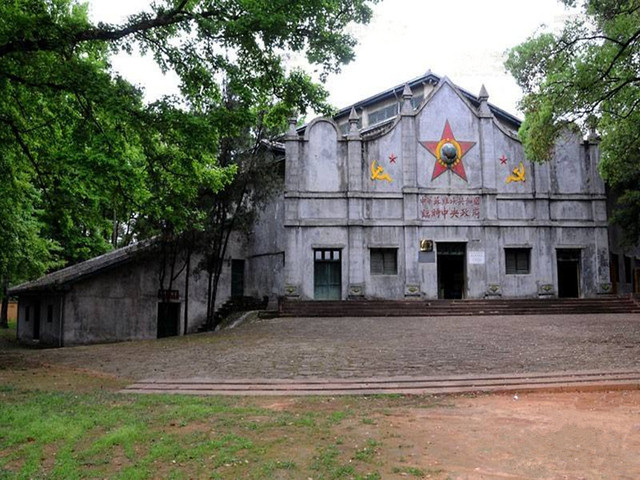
[[624, 256, 632, 283], [370, 248, 398, 275], [505, 248, 530, 274], [411, 94, 424, 110], [314, 249, 341, 262], [368, 104, 398, 125]]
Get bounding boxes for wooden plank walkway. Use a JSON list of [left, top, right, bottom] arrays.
[[122, 369, 640, 396]]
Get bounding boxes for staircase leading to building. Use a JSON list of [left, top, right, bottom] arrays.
[[279, 296, 640, 317], [197, 296, 269, 332]]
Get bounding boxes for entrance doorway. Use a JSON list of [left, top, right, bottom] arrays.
[[437, 242, 466, 299], [557, 249, 581, 298], [157, 302, 180, 338], [231, 259, 245, 298], [33, 302, 41, 340], [610, 253, 619, 294], [314, 249, 342, 300]]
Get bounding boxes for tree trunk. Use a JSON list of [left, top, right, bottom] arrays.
[[183, 249, 191, 335], [206, 269, 213, 329]]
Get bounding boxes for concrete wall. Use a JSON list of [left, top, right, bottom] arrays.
[[62, 258, 160, 345], [245, 190, 285, 302], [16, 251, 214, 346], [17, 294, 63, 346], [284, 78, 611, 300]]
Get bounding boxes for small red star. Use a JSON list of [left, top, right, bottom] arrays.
[[499, 154, 508, 165], [389, 153, 397, 163]]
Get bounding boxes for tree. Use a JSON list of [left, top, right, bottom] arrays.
[[0, 0, 379, 315], [197, 105, 282, 329], [505, 0, 640, 244], [0, 156, 60, 328]]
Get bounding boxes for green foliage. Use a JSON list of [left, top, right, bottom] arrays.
[[505, 0, 640, 243], [0, 0, 378, 290], [0, 387, 402, 479]]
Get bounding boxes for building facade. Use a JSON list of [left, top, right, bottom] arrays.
[[12, 71, 635, 346], [282, 74, 612, 301]]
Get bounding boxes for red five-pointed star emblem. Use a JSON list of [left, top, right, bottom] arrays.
[[420, 120, 476, 181]]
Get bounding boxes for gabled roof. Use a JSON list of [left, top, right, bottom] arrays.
[[332, 70, 522, 131], [9, 239, 155, 295]]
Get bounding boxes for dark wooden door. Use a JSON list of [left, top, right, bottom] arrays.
[[557, 249, 581, 298], [610, 253, 619, 294], [157, 302, 180, 338], [33, 302, 41, 340], [437, 243, 466, 299], [231, 259, 245, 298]]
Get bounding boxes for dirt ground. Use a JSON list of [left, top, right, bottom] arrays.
[[2, 319, 639, 479], [1, 361, 639, 479], [380, 390, 640, 479], [257, 389, 640, 480]]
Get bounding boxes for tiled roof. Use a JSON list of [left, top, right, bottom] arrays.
[[9, 239, 155, 295]]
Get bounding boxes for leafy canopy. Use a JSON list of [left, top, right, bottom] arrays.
[[0, 0, 379, 289], [505, 0, 640, 243]]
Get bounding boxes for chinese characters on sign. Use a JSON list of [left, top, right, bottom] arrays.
[[420, 195, 481, 220]]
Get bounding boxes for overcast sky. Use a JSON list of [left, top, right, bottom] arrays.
[[88, 0, 577, 118]]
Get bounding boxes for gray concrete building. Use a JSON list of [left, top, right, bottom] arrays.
[[12, 71, 637, 346], [282, 72, 613, 301]]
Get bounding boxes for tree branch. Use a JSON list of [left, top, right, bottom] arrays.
[[0, 3, 225, 58]]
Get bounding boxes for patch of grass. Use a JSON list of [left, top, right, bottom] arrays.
[[355, 473, 381, 480], [0, 320, 17, 343], [393, 465, 425, 477], [353, 439, 381, 462], [328, 409, 353, 425], [311, 444, 355, 479], [392, 466, 445, 477], [0, 368, 452, 480]]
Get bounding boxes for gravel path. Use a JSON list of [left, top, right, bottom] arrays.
[[4, 313, 640, 381]]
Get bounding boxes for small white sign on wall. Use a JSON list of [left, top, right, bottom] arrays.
[[468, 251, 486, 265]]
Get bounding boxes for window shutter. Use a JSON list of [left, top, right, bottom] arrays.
[[371, 250, 383, 275]]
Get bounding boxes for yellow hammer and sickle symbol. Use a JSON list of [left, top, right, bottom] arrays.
[[370, 160, 392, 183], [506, 161, 526, 183]]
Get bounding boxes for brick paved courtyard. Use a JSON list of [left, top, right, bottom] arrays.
[[8, 313, 640, 381]]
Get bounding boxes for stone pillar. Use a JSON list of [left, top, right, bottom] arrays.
[[401, 84, 417, 190], [484, 226, 502, 297], [283, 114, 302, 298], [346, 107, 362, 191], [400, 84, 420, 296], [346, 108, 365, 297], [284, 115, 300, 193], [477, 85, 497, 221]]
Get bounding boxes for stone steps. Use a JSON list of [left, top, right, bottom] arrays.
[[122, 369, 640, 396], [279, 297, 640, 317]]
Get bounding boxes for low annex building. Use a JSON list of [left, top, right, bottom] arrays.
[[10, 71, 639, 346]]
